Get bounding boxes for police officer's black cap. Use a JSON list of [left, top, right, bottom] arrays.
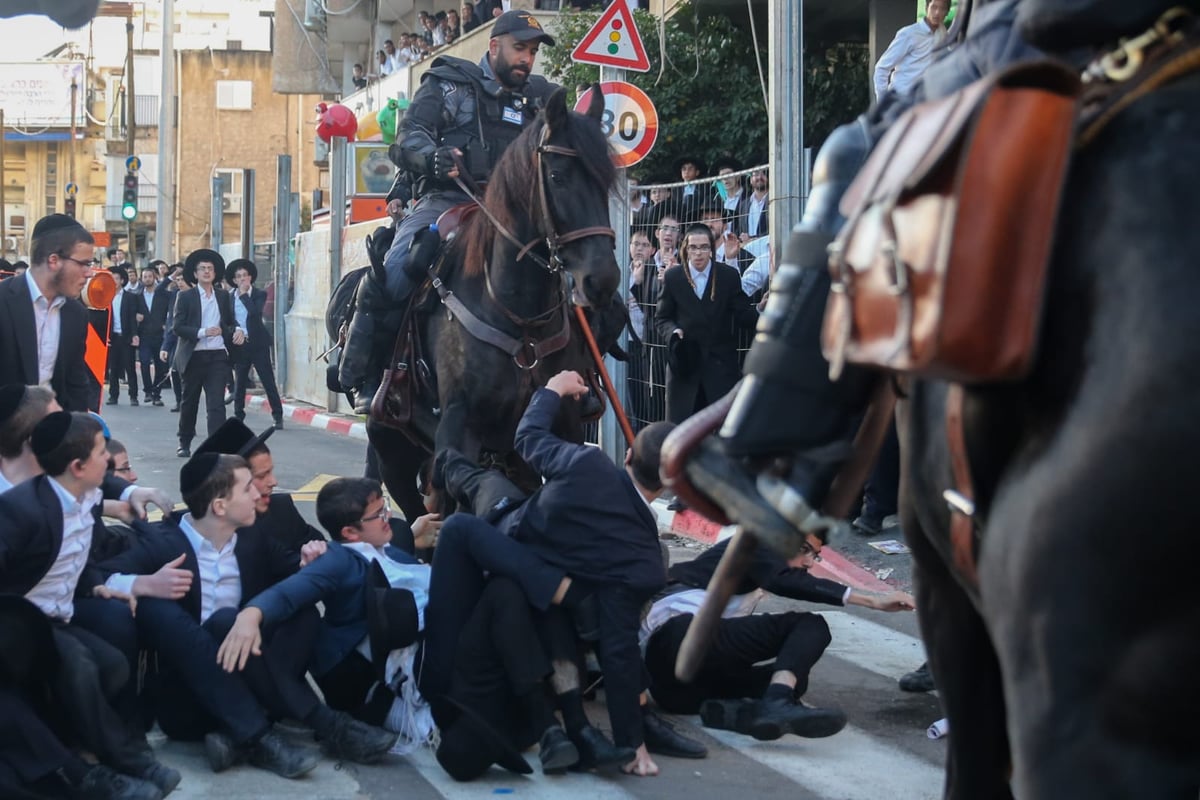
[[225, 258, 257, 285], [491, 10, 556, 46], [183, 249, 225, 285]]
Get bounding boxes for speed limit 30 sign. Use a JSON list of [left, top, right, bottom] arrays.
[[575, 81, 658, 168]]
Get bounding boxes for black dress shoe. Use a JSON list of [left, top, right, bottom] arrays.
[[79, 764, 163, 800], [130, 397, 140, 407], [176, 446, 190, 458], [246, 730, 319, 779], [666, 497, 688, 512], [643, 710, 707, 759], [204, 731, 240, 773], [538, 726, 580, 774], [899, 662, 936, 693], [152, 398, 165, 407], [107, 397, 119, 406], [273, 416, 284, 430], [136, 761, 180, 796], [699, 697, 756, 734], [747, 697, 847, 741], [169, 404, 180, 412], [319, 710, 396, 764], [568, 725, 636, 771]]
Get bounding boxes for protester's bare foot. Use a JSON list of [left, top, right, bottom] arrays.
[[621, 744, 659, 777]]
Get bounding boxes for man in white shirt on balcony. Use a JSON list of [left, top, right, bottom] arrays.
[[873, 0, 950, 98]]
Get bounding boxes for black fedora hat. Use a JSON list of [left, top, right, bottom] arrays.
[[194, 417, 275, 458], [435, 694, 532, 781], [183, 248, 225, 286], [225, 258, 258, 285], [667, 333, 701, 379], [365, 560, 420, 679], [711, 155, 744, 176], [672, 154, 707, 177]]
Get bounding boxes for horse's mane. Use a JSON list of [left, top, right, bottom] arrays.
[[460, 106, 617, 277]]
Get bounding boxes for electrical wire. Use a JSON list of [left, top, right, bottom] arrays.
[[745, 0, 769, 113], [319, 0, 366, 16]]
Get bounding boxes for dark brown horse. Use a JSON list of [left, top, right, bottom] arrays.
[[366, 87, 621, 522]]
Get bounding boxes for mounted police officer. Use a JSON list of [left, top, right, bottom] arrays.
[[339, 10, 560, 412]]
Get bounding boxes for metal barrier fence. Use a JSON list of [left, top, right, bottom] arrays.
[[608, 164, 771, 437]]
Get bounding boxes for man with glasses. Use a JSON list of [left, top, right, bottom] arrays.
[[654, 223, 759, 425], [0, 213, 96, 412], [642, 533, 914, 741], [172, 249, 240, 458]]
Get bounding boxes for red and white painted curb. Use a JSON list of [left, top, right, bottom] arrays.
[[244, 395, 369, 441], [246, 394, 890, 592]]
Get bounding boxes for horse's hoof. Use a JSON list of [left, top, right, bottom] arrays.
[[684, 437, 818, 558]]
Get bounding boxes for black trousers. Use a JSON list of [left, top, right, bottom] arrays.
[[51, 623, 152, 775], [314, 651, 380, 722], [178, 349, 229, 446], [134, 599, 272, 745], [106, 332, 139, 400], [644, 611, 833, 714], [71, 597, 142, 724], [0, 689, 90, 800], [418, 513, 566, 706], [445, 576, 555, 747], [232, 343, 283, 418], [139, 339, 166, 399]]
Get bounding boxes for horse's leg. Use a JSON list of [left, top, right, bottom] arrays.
[[900, 385, 1012, 800], [365, 420, 428, 524]]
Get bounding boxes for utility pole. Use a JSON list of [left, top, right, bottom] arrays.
[[769, 0, 804, 236], [156, 0, 175, 259], [126, 16, 136, 254], [69, 81, 77, 188]]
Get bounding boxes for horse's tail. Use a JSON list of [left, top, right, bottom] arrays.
[[1102, 606, 1200, 760]]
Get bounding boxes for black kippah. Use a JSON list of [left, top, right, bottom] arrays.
[[31, 213, 86, 239], [180, 452, 221, 496], [31, 411, 73, 457], [0, 384, 26, 427]]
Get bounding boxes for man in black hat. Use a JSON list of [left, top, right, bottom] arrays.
[[711, 156, 748, 234], [193, 417, 325, 554], [672, 155, 706, 223], [159, 265, 188, 411], [226, 259, 284, 429], [0, 213, 96, 412], [173, 248, 240, 457], [0, 411, 181, 797], [106, 266, 141, 406], [338, 8, 560, 411]]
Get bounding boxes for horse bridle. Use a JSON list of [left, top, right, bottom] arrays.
[[453, 124, 616, 275]]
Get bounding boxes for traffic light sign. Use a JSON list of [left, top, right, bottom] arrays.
[[121, 171, 138, 221], [64, 196, 76, 218]]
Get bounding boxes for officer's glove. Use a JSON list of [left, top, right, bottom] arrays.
[[429, 146, 460, 182], [365, 225, 395, 281]]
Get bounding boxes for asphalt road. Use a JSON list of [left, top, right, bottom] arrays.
[[98, 398, 946, 800]]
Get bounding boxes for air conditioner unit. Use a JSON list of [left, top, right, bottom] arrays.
[[222, 194, 243, 214], [2, 237, 17, 252]]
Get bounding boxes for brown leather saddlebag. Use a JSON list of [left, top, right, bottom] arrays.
[[823, 61, 1081, 383]]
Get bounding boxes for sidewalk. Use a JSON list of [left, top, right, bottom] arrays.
[[244, 393, 895, 594]]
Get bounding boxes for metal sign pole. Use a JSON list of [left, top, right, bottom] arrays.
[[273, 155, 292, 392], [600, 65, 630, 463], [328, 135, 348, 412]]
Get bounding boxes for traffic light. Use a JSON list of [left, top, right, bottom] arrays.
[[64, 196, 76, 218], [121, 171, 138, 221]]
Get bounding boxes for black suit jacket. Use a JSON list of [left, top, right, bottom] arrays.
[[654, 262, 758, 421], [669, 538, 848, 607], [94, 519, 300, 623], [171, 285, 235, 374], [110, 289, 139, 345], [0, 272, 91, 412], [0, 476, 108, 598], [243, 494, 326, 555], [232, 287, 272, 351], [136, 285, 170, 345]]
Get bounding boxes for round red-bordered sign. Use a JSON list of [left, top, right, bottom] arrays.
[[575, 81, 658, 168]]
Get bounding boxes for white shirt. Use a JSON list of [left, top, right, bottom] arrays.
[[196, 286, 224, 351], [741, 252, 771, 297], [26, 477, 102, 623], [639, 587, 764, 651], [0, 469, 13, 494], [723, 188, 743, 215], [688, 263, 710, 299], [874, 18, 947, 97], [180, 515, 241, 624], [746, 192, 768, 237], [25, 268, 66, 386], [111, 289, 125, 335]]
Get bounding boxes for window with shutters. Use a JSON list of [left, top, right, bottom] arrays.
[[215, 80, 253, 110]]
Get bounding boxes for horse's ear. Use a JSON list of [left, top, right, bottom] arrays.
[[545, 87, 569, 132], [585, 83, 604, 122]]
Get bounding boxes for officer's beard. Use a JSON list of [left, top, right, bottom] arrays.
[[492, 52, 528, 91]]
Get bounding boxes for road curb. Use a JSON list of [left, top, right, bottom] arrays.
[[245, 394, 892, 594]]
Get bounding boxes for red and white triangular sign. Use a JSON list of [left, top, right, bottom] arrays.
[[570, 0, 651, 73]]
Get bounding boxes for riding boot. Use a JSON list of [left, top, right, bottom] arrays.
[[339, 268, 391, 413]]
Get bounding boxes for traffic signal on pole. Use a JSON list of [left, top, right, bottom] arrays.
[[121, 171, 138, 221], [64, 196, 76, 218]]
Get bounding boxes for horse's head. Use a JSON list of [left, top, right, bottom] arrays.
[[478, 85, 620, 309]]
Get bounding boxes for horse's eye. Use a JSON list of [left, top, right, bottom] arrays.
[[549, 170, 565, 185]]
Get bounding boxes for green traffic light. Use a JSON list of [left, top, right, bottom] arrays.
[[121, 203, 138, 221]]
